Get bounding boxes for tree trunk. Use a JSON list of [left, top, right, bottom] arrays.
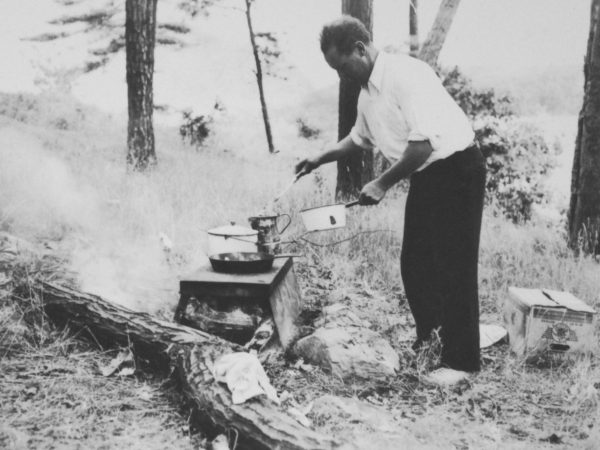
[[125, 0, 157, 170], [409, 0, 419, 57], [245, 0, 275, 153], [336, 0, 374, 200], [38, 282, 343, 450], [569, 0, 600, 255], [418, 0, 461, 67]]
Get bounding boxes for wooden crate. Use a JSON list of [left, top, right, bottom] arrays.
[[175, 258, 301, 349]]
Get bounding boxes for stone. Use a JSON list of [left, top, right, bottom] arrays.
[[295, 327, 399, 381]]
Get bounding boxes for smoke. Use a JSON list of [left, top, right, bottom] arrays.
[[0, 126, 180, 314]]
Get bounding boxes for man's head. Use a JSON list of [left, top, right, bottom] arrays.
[[320, 16, 377, 85]]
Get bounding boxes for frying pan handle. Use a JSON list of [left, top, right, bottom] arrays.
[[345, 200, 360, 208]]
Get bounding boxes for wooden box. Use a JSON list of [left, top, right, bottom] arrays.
[[175, 258, 301, 349], [504, 287, 597, 356]]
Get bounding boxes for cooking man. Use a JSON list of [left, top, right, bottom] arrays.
[[295, 16, 486, 384]]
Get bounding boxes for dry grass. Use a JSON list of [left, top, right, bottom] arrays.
[[2, 91, 600, 448], [0, 243, 206, 450]]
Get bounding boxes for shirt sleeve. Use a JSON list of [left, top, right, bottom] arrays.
[[393, 64, 442, 143]]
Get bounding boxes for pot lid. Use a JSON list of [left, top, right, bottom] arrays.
[[208, 222, 258, 237]]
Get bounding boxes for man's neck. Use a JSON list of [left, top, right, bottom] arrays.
[[363, 48, 380, 88]]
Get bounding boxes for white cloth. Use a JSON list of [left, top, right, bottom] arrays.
[[350, 52, 474, 171], [212, 352, 280, 405]]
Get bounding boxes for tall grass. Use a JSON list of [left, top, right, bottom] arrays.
[[2, 91, 599, 315], [2, 90, 600, 447]]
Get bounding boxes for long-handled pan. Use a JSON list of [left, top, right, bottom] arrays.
[[209, 252, 300, 274]]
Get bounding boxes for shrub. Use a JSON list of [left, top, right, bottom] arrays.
[[441, 67, 513, 119], [296, 117, 321, 140], [474, 116, 556, 222], [441, 67, 556, 222], [179, 102, 224, 148], [179, 111, 212, 147]]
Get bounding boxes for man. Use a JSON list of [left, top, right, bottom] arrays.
[[295, 16, 486, 384]]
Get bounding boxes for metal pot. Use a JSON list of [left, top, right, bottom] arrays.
[[248, 213, 292, 254], [299, 200, 359, 232], [207, 223, 258, 255]]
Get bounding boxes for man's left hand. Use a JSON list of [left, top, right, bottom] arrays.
[[358, 179, 388, 205]]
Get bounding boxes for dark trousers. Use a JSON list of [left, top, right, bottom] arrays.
[[401, 145, 486, 372]]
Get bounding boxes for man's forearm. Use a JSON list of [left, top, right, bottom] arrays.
[[376, 140, 433, 189], [317, 135, 365, 165]]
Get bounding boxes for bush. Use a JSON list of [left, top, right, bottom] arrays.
[[441, 67, 556, 222], [179, 111, 212, 147], [441, 67, 513, 119], [179, 102, 224, 148], [474, 116, 556, 222], [296, 117, 321, 140]]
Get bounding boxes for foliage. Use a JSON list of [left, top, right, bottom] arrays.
[[475, 116, 556, 222], [296, 117, 321, 140], [33, 0, 216, 72], [441, 67, 556, 222], [179, 102, 224, 147], [254, 31, 288, 80], [441, 67, 514, 119], [179, 112, 213, 147]]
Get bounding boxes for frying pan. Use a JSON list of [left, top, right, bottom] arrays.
[[209, 252, 299, 274]]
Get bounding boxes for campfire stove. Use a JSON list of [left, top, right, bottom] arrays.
[[174, 257, 301, 349]]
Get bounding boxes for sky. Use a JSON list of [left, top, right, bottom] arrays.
[[0, 0, 591, 114]]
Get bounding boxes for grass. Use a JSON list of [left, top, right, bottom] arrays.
[[1, 91, 600, 448]]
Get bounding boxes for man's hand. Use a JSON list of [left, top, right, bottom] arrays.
[[294, 156, 321, 178], [358, 178, 388, 205]]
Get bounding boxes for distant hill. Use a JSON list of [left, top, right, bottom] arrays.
[[464, 64, 584, 115]]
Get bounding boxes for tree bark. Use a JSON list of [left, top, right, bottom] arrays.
[[569, 0, 600, 254], [418, 0, 461, 66], [409, 0, 419, 57], [125, 0, 157, 170], [336, 0, 374, 200], [38, 282, 343, 450], [245, 0, 275, 153]]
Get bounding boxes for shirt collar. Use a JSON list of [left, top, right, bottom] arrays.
[[366, 51, 385, 94]]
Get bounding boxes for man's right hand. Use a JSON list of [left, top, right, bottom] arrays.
[[294, 156, 321, 178]]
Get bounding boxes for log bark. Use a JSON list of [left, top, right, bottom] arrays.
[[418, 0, 461, 66], [245, 0, 275, 153], [126, 0, 157, 170], [336, 0, 374, 201], [38, 282, 342, 450], [568, 0, 600, 254], [409, 0, 419, 57]]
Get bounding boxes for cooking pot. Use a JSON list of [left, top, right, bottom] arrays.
[[209, 251, 296, 274], [207, 223, 258, 255], [248, 213, 292, 254], [299, 200, 359, 232]]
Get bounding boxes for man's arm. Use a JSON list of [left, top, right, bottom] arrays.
[[295, 135, 365, 177], [359, 140, 433, 204]]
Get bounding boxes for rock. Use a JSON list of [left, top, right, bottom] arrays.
[[311, 395, 431, 449], [295, 304, 399, 381], [294, 326, 399, 381], [314, 303, 370, 328]]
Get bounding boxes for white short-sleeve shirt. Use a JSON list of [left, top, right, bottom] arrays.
[[349, 52, 474, 171]]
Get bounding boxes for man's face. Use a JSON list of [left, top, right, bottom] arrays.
[[324, 44, 370, 85]]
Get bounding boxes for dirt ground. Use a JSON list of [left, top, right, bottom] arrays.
[[2, 253, 600, 449]]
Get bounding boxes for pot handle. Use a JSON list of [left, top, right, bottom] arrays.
[[276, 213, 292, 234], [345, 200, 360, 208]]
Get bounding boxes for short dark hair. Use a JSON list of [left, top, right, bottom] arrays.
[[320, 16, 371, 55]]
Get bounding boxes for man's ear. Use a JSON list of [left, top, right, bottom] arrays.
[[355, 41, 367, 55]]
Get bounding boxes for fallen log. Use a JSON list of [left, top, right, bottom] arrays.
[[39, 282, 342, 450]]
